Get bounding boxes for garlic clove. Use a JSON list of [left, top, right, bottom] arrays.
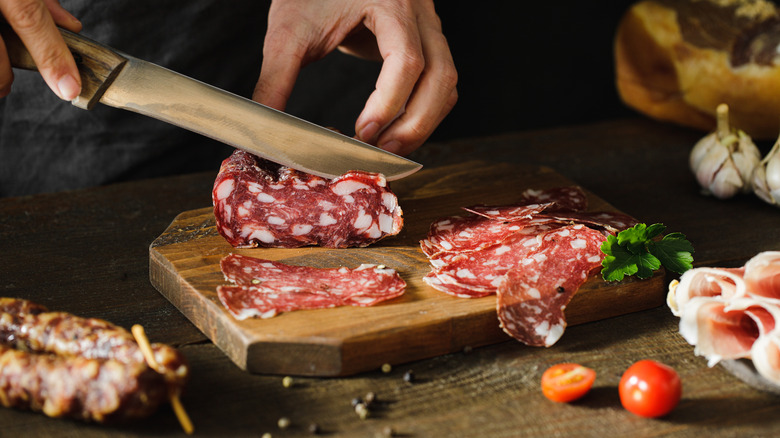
[[689, 133, 718, 174], [732, 132, 763, 194], [752, 138, 780, 206]]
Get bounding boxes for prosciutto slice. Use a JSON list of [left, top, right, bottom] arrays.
[[669, 251, 780, 385]]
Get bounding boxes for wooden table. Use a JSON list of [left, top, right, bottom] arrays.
[[2, 117, 778, 437]]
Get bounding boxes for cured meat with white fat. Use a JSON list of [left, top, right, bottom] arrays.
[[420, 186, 634, 347], [217, 253, 406, 319], [668, 251, 780, 385], [212, 150, 403, 248], [496, 224, 606, 347], [423, 224, 562, 298]]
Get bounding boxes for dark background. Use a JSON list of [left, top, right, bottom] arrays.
[[0, 1, 640, 196], [288, 1, 639, 142]]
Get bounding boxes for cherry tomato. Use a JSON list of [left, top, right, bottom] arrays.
[[619, 360, 682, 418], [541, 363, 596, 403]]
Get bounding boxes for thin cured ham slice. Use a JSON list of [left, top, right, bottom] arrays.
[[678, 297, 777, 365], [669, 251, 780, 385], [667, 267, 746, 316], [213, 150, 403, 248], [217, 254, 406, 320], [496, 225, 606, 347], [743, 251, 780, 302]]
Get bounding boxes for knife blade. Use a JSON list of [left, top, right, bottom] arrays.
[[1, 24, 422, 181]]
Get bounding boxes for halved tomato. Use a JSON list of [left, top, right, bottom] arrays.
[[541, 363, 596, 403]]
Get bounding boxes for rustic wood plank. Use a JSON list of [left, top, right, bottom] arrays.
[[149, 160, 665, 376]]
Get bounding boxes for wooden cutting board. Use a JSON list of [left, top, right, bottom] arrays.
[[149, 160, 665, 376]]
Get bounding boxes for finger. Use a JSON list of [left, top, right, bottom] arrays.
[[0, 38, 13, 97], [374, 7, 458, 155], [251, 22, 306, 110], [43, 0, 81, 32], [0, 0, 81, 100], [354, 7, 424, 145]]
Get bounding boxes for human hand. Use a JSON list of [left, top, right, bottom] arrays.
[[0, 0, 82, 99], [253, 0, 457, 156]]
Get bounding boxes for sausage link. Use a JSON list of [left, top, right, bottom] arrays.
[[0, 345, 169, 422], [0, 298, 187, 391]]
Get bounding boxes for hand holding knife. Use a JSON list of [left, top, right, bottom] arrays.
[[0, 20, 422, 181]]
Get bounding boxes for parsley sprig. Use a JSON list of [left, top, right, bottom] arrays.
[[600, 223, 694, 282]]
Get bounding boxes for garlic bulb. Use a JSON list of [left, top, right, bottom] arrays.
[[689, 104, 761, 199], [752, 138, 780, 206]]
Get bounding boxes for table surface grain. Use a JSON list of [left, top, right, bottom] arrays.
[[2, 117, 779, 437]]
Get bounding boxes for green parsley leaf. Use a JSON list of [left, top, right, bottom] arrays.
[[600, 223, 694, 282], [647, 233, 695, 274]]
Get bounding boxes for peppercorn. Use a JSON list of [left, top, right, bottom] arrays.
[[364, 391, 376, 406], [355, 402, 369, 420]]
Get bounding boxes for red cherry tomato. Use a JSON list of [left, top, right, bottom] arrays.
[[541, 363, 596, 403], [619, 360, 682, 418]]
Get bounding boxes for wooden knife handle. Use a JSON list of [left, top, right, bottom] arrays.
[[0, 23, 127, 110]]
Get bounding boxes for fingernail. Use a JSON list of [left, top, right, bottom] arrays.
[[380, 140, 402, 154], [57, 74, 80, 101], [358, 122, 379, 143]]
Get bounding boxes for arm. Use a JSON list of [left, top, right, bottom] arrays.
[[252, 0, 458, 156]]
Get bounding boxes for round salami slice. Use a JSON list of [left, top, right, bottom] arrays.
[[212, 150, 403, 248], [539, 211, 638, 234], [423, 224, 561, 298], [420, 215, 561, 258], [217, 253, 406, 319], [520, 186, 588, 212], [496, 225, 606, 347], [461, 202, 555, 222]]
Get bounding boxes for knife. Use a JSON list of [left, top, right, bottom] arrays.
[[0, 24, 422, 181]]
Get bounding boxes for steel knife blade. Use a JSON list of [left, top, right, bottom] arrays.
[[2, 25, 422, 181]]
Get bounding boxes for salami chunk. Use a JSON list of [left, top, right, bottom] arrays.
[[217, 254, 406, 319], [213, 150, 403, 248], [496, 225, 606, 347]]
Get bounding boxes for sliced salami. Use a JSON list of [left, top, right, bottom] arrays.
[[539, 211, 637, 234], [213, 150, 403, 248], [217, 254, 406, 320], [520, 186, 588, 212], [420, 215, 561, 258], [461, 202, 555, 222], [496, 225, 606, 347], [423, 224, 561, 298]]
